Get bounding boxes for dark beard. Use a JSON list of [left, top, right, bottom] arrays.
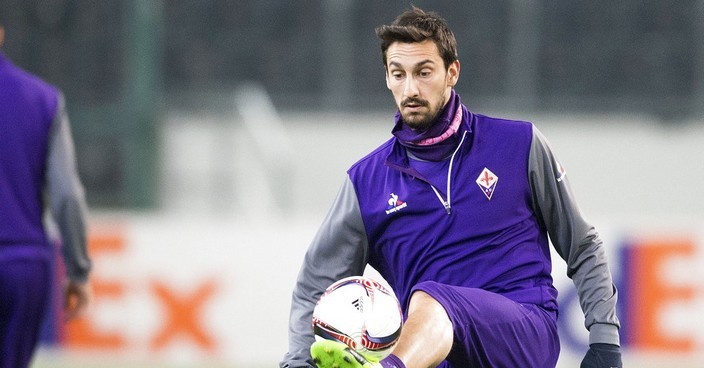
[[399, 94, 446, 131]]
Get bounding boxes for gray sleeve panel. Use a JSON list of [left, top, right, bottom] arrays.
[[528, 126, 620, 346], [281, 175, 369, 368], [45, 93, 92, 282]]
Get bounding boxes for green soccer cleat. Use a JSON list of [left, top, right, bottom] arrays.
[[311, 340, 382, 368]]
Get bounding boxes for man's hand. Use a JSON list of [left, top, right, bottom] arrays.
[[580, 343, 622, 368], [64, 280, 92, 321]]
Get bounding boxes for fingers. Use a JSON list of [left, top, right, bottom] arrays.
[[64, 281, 92, 321]]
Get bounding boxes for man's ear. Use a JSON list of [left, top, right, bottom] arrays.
[[385, 67, 391, 90], [447, 60, 460, 87]]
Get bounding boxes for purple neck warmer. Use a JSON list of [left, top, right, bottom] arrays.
[[391, 90, 463, 161]]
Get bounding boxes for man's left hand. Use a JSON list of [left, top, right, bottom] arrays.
[[64, 280, 92, 321]]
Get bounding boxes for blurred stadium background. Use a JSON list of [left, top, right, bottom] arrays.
[[1, 1, 703, 367]]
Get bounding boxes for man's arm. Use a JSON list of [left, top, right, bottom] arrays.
[[45, 93, 92, 319], [281, 175, 369, 368], [528, 125, 620, 346]]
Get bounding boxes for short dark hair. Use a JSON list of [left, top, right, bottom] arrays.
[[375, 7, 458, 70]]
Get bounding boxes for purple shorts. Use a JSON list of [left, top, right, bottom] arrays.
[[412, 281, 560, 368], [0, 246, 52, 368]]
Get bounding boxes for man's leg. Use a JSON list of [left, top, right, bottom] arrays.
[[413, 281, 560, 367], [0, 257, 51, 368], [390, 290, 453, 368], [312, 282, 559, 368]]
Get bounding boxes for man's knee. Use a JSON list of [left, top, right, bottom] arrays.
[[401, 288, 454, 365], [408, 289, 452, 328]]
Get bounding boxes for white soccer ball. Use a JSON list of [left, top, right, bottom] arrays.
[[312, 276, 403, 362]]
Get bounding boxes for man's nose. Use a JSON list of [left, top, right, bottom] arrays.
[[404, 76, 420, 97]]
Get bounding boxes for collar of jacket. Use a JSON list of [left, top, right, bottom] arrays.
[[385, 104, 474, 183]]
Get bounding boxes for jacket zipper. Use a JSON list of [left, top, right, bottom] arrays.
[[430, 130, 468, 215]]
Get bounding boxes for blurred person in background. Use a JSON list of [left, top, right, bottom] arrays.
[[0, 23, 92, 368], [281, 7, 621, 368]]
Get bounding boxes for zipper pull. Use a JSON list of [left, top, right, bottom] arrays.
[[443, 202, 451, 214]]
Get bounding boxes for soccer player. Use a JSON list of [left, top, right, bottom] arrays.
[[281, 7, 621, 368], [0, 24, 92, 368]]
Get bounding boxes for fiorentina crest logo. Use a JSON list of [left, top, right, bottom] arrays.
[[476, 167, 498, 200]]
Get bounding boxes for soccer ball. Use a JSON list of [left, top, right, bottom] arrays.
[[312, 276, 403, 362]]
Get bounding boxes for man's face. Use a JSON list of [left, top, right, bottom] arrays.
[[385, 40, 460, 131]]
